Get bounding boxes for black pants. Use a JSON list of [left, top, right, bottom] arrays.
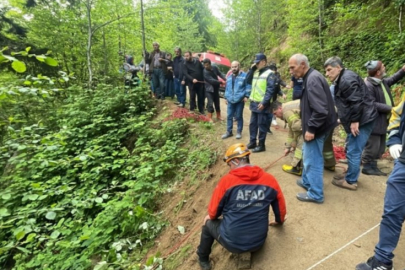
[[362, 134, 386, 164], [206, 88, 220, 113], [188, 82, 205, 114], [249, 112, 269, 145]]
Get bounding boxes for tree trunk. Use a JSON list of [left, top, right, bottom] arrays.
[[102, 29, 108, 76], [86, 0, 93, 89], [318, 0, 324, 57], [398, 5, 404, 34]]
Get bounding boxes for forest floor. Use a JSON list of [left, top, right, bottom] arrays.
[[146, 98, 404, 270]]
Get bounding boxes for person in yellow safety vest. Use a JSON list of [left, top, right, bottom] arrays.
[[272, 100, 337, 176], [244, 53, 277, 153]]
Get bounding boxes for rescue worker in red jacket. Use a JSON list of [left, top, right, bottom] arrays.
[[196, 143, 287, 270]]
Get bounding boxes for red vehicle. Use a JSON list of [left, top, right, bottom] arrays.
[[193, 51, 231, 97]]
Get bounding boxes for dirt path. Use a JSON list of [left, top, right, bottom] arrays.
[[150, 98, 404, 270]]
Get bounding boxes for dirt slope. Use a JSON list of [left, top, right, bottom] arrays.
[[147, 99, 404, 270]]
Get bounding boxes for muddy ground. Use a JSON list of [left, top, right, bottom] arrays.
[[147, 98, 404, 270]]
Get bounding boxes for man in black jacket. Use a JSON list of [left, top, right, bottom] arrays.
[[362, 61, 405, 175], [202, 58, 226, 122], [183, 51, 205, 114], [288, 54, 337, 203], [173, 47, 186, 107], [324, 56, 378, 191]]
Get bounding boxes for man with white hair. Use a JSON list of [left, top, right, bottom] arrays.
[[288, 54, 337, 204], [148, 42, 167, 100]]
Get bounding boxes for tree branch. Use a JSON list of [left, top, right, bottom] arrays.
[[91, 12, 136, 35]]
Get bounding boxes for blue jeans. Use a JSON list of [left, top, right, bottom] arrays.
[[165, 79, 174, 98], [249, 112, 269, 145], [267, 113, 273, 131], [374, 160, 405, 265], [174, 78, 186, 104], [345, 121, 374, 184], [227, 101, 245, 134], [301, 131, 329, 201], [152, 69, 165, 99]]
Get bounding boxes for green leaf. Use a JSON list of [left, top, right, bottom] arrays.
[[44, 57, 58, 67], [0, 208, 10, 217], [26, 233, 37, 243], [16, 231, 26, 241], [36, 55, 46, 62], [1, 194, 11, 200], [25, 47, 31, 53], [45, 211, 56, 220], [16, 246, 31, 254], [102, 194, 109, 199], [11, 61, 27, 73], [95, 197, 103, 203], [94, 261, 108, 270], [50, 230, 60, 239], [27, 194, 39, 201]]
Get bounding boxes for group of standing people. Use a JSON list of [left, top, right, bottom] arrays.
[[196, 51, 405, 270]]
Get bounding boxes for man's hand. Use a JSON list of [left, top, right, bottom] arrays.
[[257, 103, 264, 111], [350, 122, 360, 137], [192, 79, 198, 84], [203, 215, 211, 226], [282, 93, 287, 100], [269, 221, 283, 226], [304, 131, 314, 141], [286, 85, 292, 89], [284, 148, 290, 156], [389, 144, 403, 159], [225, 100, 228, 105], [243, 97, 248, 103], [181, 80, 185, 85], [402, 64, 405, 71]]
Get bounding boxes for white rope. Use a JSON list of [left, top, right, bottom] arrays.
[[305, 223, 380, 270]]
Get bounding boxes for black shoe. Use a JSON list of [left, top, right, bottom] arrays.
[[198, 259, 212, 270], [362, 167, 387, 176], [247, 142, 257, 149], [296, 192, 323, 204], [267, 129, 273, 135], [355, 256, 393, 270], [252, 145, 266, 153]]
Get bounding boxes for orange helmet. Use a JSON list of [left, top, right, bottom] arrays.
[[223, 143, 251, 163]]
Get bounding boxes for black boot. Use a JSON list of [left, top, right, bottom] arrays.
[[247, 142, 257, 149], [252, 142, 266, 153], [361, 162, 375, 175], [372, 161, 387, 176]]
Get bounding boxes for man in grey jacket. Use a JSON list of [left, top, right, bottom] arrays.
[[362, 61, 405, 175]]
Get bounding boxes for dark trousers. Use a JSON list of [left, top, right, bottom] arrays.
[[362, 134, 386, 165], [249, 112, 269, 145], [188, 82, 205, 114], [206, 88, 220, 113], [374, 160, 405, 265], [165, 79, 174, 98], [152, 69, 165, 99], [174, 78, 186, 105], [197, 220, 243, 261]]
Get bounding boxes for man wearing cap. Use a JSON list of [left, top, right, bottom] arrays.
[[288, 54, 337, 204], [244, 53, 277, 152], [362, 61, 405, 175], [324, 56, 378, 191], [196, 143, 286, 270]]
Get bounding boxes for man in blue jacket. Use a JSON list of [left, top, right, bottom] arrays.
[[355, 97, 405, 270], [222, 61, 251, 140]]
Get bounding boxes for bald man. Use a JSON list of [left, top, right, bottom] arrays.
[[221, 61, 251, 140]]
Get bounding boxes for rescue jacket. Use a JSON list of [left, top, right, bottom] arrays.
[[282, 100, 302, 147], [224, 71, 251, 104], [208, 165, 286, 253]]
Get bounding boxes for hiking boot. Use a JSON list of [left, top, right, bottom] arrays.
[[236, 133, 242, 139], [221, 132, 233, 139], [252, 144, 265, 153], [332, 179, 357, 191], [362, 162, 387, 176], [333, 173, 346, 180], [355, 256, 393, 270], [247, 142, 257, 149], [198, 259, 212, 270], [324, 166, 335, 172], [282, 164, 302, 176]]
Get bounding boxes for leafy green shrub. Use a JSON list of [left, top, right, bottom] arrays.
[[0, 83, 199, 270]]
